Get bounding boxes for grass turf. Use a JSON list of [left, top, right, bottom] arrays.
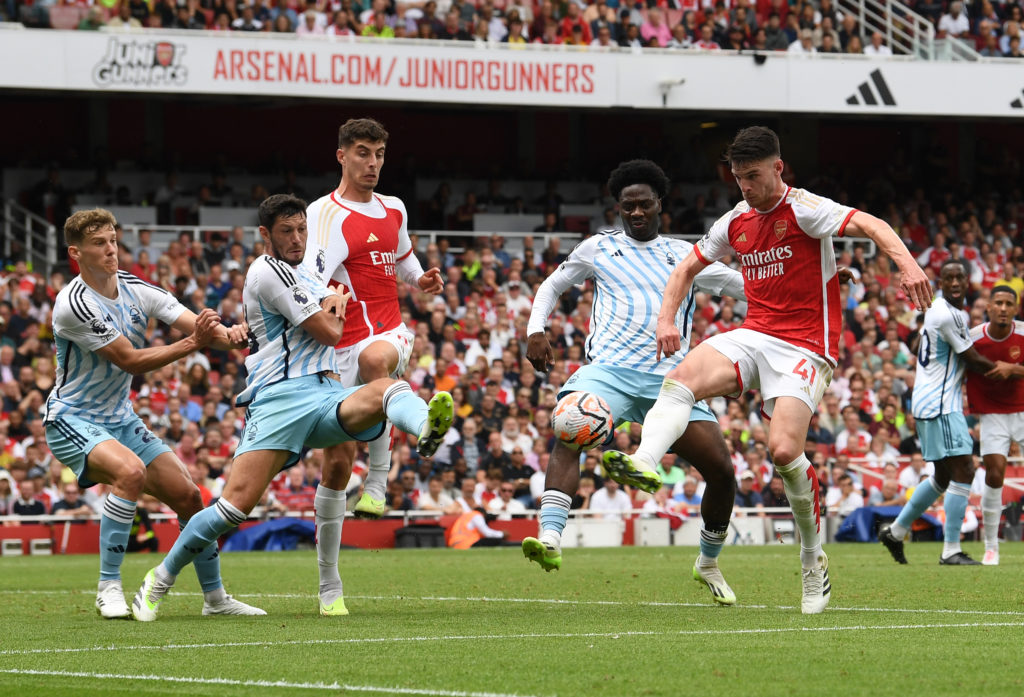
[[1, 541, 1022, 697]]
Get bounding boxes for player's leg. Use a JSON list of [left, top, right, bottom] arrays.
[[979, 414, 1010, 565], [938, 452, 979, 565], [981, 454, 1006, 565], [882, 416, 952, 562], [336, 378, 453, 457], [316, 441, 354, 614], [133, 450, 287, 621], [604, 337, 742, 488], [766, 396, 830, 614], [48, 417, 146, 619], [522, 440, 578, 572], [355, 338, 404, 510], [671, 414, 736, 605], [144, 452, 264, 616]]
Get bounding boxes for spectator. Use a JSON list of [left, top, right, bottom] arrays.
[[232, 5, 263, 31], [12, 478, 45, 516], [734, 471, 765, 516], [640, 8, 672, 47], [361, 11, 393, 37], [108, 3, 143, 28], [672, 475, 703, 515], [863, 31, 893, 56], [695, 23, 721, 50], [666, 23, 693, 49], [486, 481, 528, 520], [938, 1, 971, 39], [78, 7, 105, 30], [835, 406, 872, 456], [845, 34, 864, 54], [417, 474, 458, 513], [832, 474, 864, 521], [51, 483, 95, 518], [868, 478, 903, 507], [588, 479, 632, 519], [788, 27, 816, 53], [438, 10, 471, 40]]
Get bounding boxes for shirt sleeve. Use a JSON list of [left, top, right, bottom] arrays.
[[695, 206, 742, 264], [937, 304, 973, 354], [790, 189, 858, 240], [526, 237, 597, 335], [52, 291, 121, 352], [257, 258, 324, 327], [134, 279, 187, 326], [692, 253, 746, 300]]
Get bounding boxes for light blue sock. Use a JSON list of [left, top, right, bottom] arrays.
[[893, 477, 942, 534], [180, 519, 223, 593], [382, 382, 428, 436], [699, 524, 729, 561], [165, 499, 245, 577], [539, 490, 572, 538], [99, 495, 136, 581], [943, 482, 971, 555]]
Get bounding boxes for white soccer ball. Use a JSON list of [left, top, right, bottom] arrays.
[[551, 391, 614, 452]]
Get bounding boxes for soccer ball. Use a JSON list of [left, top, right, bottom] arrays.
[[551, 391, 614, 452]]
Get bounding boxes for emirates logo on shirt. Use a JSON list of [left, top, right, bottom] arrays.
[[774, 220, 787, 240]]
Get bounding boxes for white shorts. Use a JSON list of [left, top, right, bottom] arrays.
[[334, 323, 414, 386], [979, 412, 1024, 457], [702, 328, 833, 419]]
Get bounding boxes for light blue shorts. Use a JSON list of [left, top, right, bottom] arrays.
[[558, 364, 717, 447], [235, 374, 386, 469], [45, 413, 171, 489], [915, 413, 973, 462]]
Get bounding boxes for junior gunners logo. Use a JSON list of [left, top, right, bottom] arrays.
[[93, 38, 188, 88]]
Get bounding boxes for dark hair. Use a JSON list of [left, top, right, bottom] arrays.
[[725, 126, 781, 165], [991, 284, 1018, 301], [606, 159, 670, 200], [258, 194, 307, 230], [64, 208, 117, 247], [338, 118, 389, 149], [940, 257, 969, 276]]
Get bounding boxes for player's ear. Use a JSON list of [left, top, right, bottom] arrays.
[[336, 148, 345, 166]]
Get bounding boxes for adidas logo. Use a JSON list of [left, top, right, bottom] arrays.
[[736, 233, 746, 243], [1012, 89, 1024, 109], [366, 232, 379, 243], [845, 69, 896, 107], [610, 249, 624, 258], [106, 545, 125, 554]]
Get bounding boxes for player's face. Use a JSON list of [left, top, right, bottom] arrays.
[[731, 157, 784, 210], [261, 213, 308, 266], [988, 291, 1017, 327], [71, 225, 119, 276], [618, 183, 661, 241], [939, 263, 967, 308], [338, 138, 386, 192]]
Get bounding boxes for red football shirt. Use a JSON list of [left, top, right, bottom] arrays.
[[966, 321, 1024, 414], [694, 187, 857, 364]]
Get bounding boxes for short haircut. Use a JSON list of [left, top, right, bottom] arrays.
[[725, 126, 781, 165], [940, 257, 969, 276], [338, 118, 389, 149], [64, 208, 117, 247], [991, 284, 1018, 301], [258, 194, 307, 230], [606, 159, 670, 200]]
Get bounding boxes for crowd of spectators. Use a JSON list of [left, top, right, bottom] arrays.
[[3, 155, 1024, 547], [5, 0, 1024, 57]]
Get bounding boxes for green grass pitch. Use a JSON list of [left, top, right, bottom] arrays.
[[1, 542, 1022, 697]]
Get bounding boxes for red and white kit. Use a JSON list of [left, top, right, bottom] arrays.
[[968, 321, 1024, 456], [304, 192, 419, 384], [693, 187, 857, 415]]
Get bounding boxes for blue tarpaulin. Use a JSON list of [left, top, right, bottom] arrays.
[[221, 518, 316, 552], [834, 505, 942, 542]]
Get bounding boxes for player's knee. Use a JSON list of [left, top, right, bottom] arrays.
[[768, 441, 801, 467], [115, 462, 147, 497], [359, 353, 393, 381]]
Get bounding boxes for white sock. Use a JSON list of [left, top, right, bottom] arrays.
[[981, 484, 1003, 551], [204, 587, 228, 604], [775, 454, 822, 568], [363, 424, 392, 501], [633, 379, 695, 470], [315, 485, 346, 597]]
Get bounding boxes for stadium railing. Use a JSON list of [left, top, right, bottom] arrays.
[[3, 199, 59, 278]]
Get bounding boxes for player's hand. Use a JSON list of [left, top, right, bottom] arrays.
[[192, 308, 220, 348], [321, 290, 351, 319], [656, 321, 681, 360], [898, 263, 932, 310], [418, 267, 444, 295], [526, 332, 554, 373], [985, 361, 1017, 380], [837, 266, 855, 284], [225, 322, 249, 349]]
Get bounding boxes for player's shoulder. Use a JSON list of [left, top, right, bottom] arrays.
[[1013, 320, 1024, 338], [376, 193, 407, 212], [573, 231, 618, 254], [117, 270, 169, 296], [787, 187, 834, 210], [306, 191, 333, 213], [970, 323, 986, 341], [250, 254, 294, 283], [712, 201, 751, 230]]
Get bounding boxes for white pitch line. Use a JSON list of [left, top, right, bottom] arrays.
[[1, 589, 1021, 617], [3, 622, 1023, 658], [0, 668, 542, 697]]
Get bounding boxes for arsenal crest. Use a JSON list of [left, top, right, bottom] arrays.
[[1011, 346, 1021, 361], [155, 42, 175, 68], [774, 220, 787, 240]]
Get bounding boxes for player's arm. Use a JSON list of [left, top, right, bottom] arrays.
[[171, 309, 249, 351], [300, 289, 351, 346], [843, 211, 932, 310], [692, 260, 745, 300], [525, 239, 595, 372], [96, 309, 221, 376], [394, 199, 444, 294], [981, 359, 1024, 380], [656, 250, 707, 360]]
